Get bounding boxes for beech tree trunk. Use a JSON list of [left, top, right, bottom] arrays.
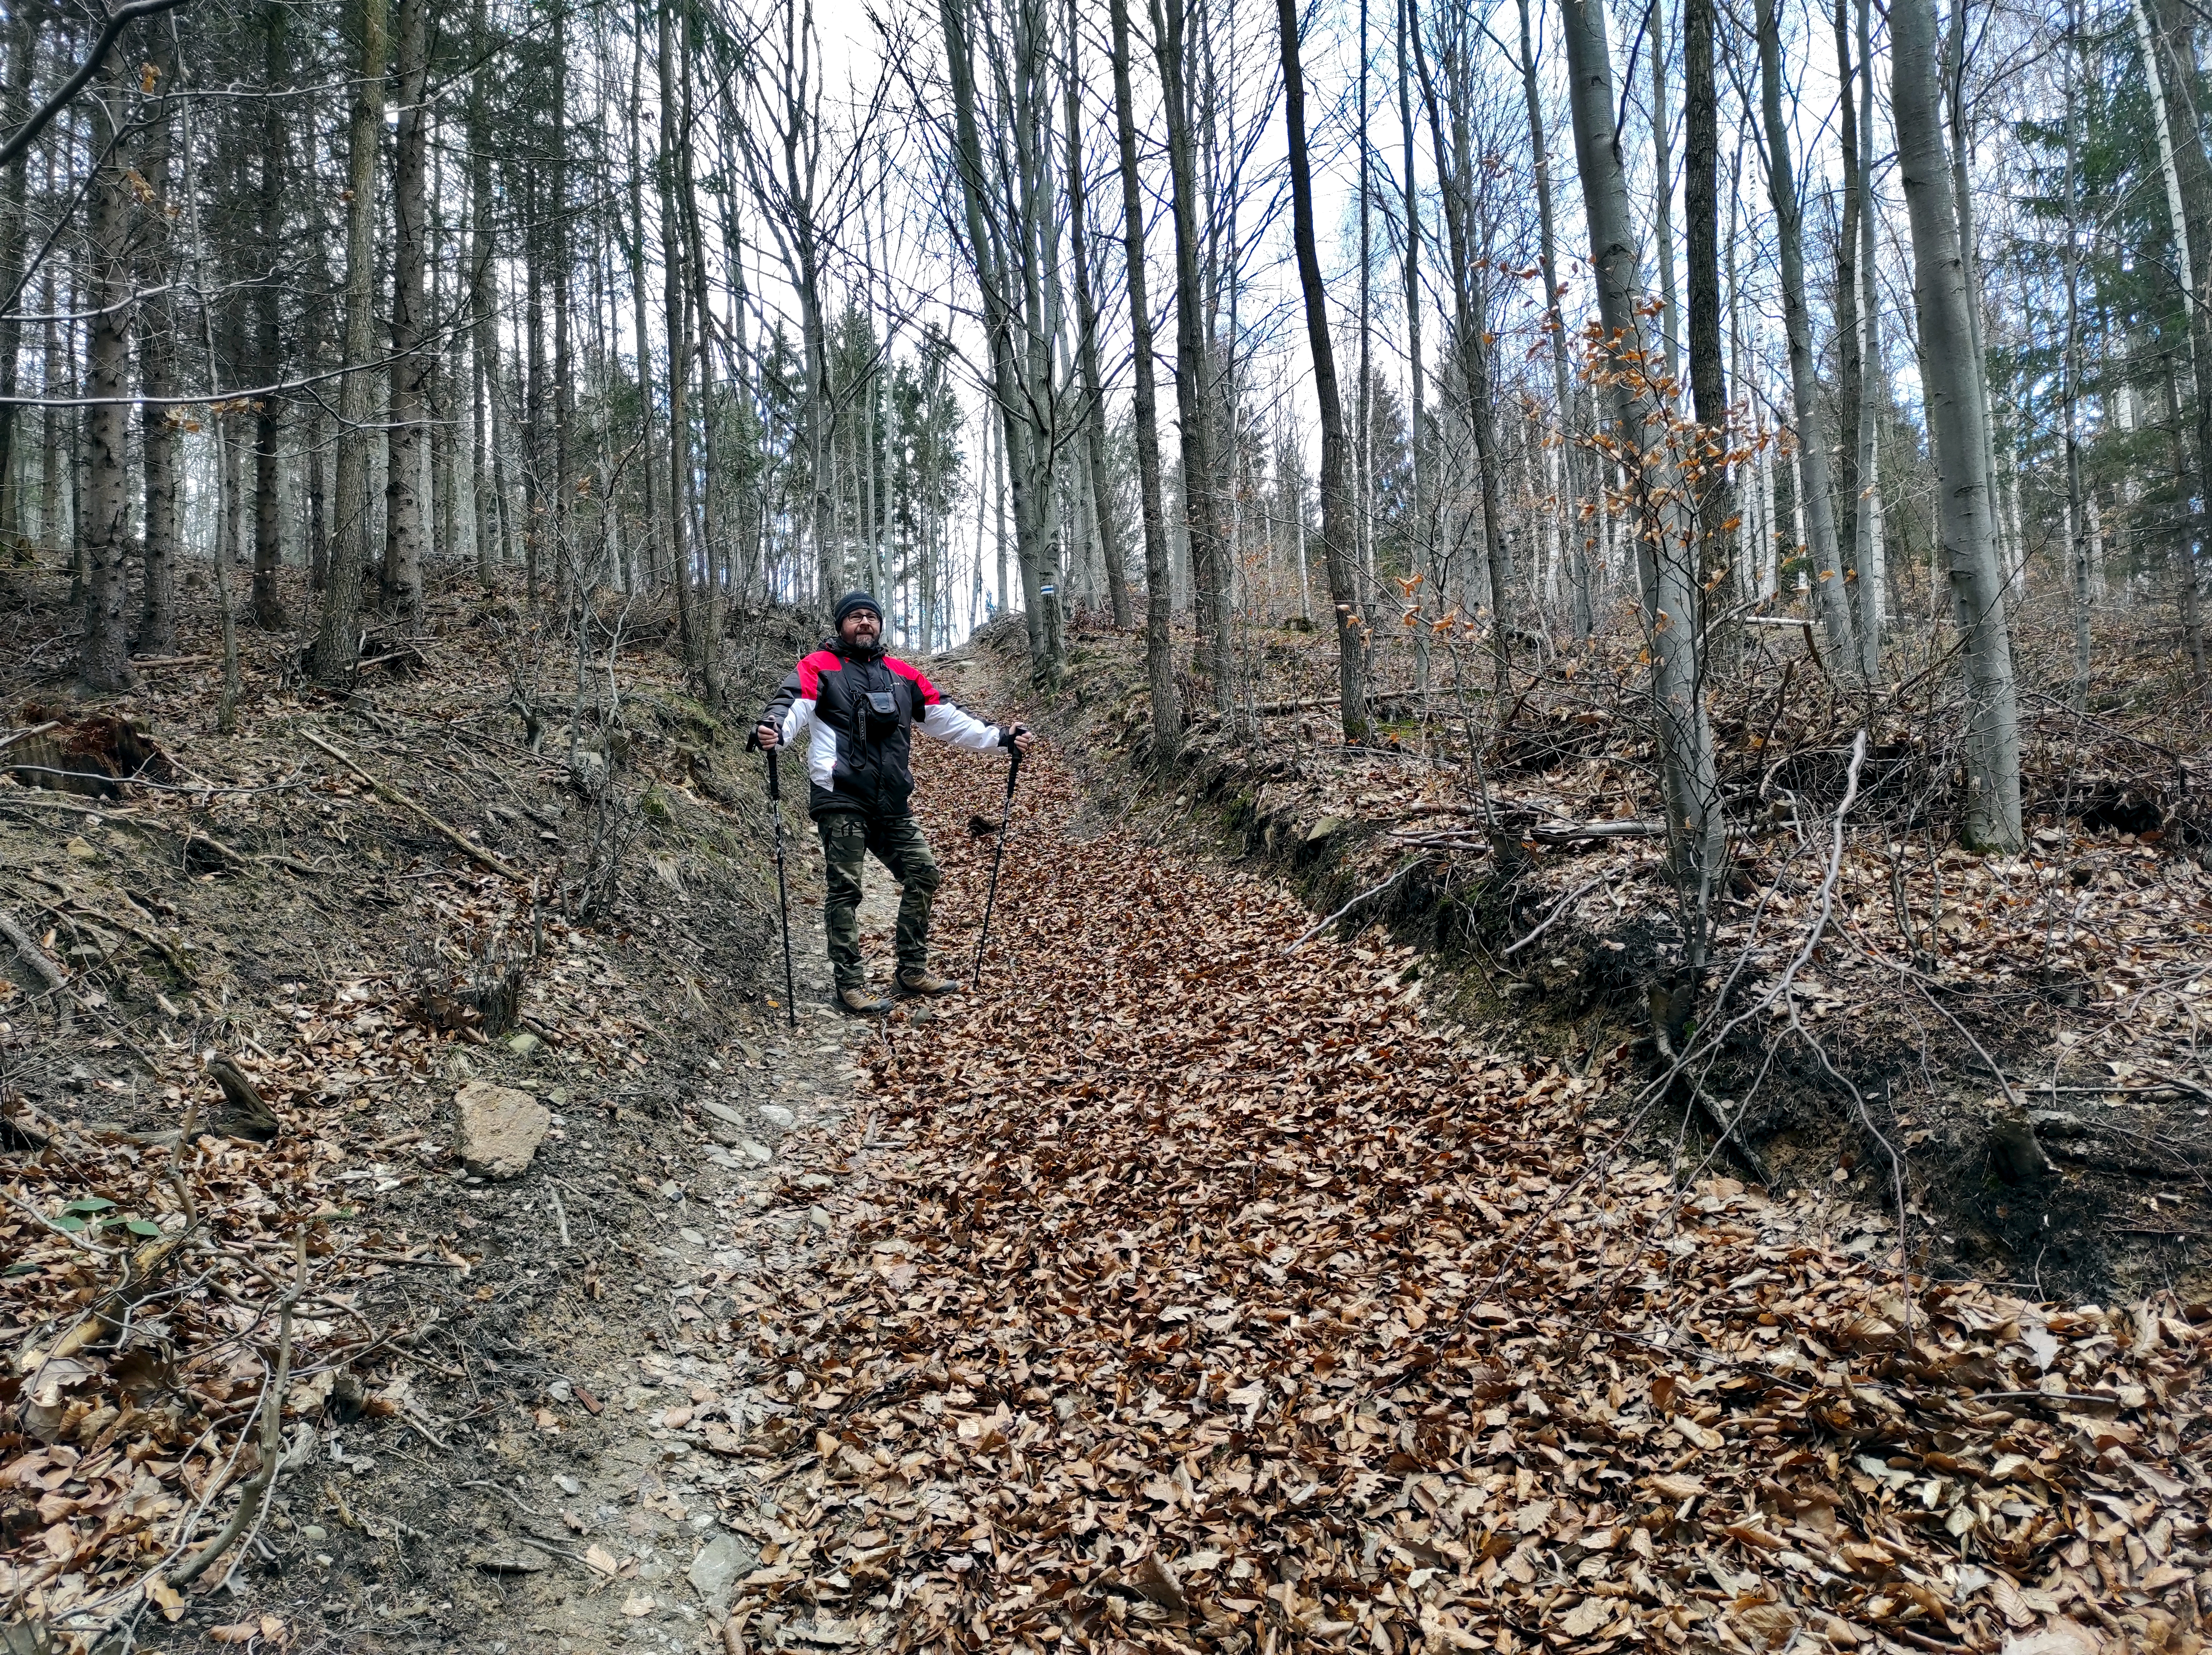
[[1754, 0, 1853, 657], [1559, 0, 1723, 948], [1892, 0, 2022, 849], [1109, 0, 1183, 755], [1683, 0, 1730, 573], [1154, 0, 1228, 705], [1517, 0, 1591, 639], [1063, 3, 1132, 633]]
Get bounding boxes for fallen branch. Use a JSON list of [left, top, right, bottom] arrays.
[[1288, 859, 1428, 953], [1501, 876, 1608, 959], [0, 904, 66, 991], [167, 1232, 307, 1590], [0, 719, 60, 752], [300, 726, 528, 882]]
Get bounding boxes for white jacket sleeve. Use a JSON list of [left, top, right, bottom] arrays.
[[920, 698, 1005, 753]]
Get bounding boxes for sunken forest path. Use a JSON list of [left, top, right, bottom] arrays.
[[476, 726, 2204, 1655]]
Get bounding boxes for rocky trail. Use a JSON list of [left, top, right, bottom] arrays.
[[6, 631, 2212, 1655]]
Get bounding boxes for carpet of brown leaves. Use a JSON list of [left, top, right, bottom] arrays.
[[718, 739, 2212, 1655]]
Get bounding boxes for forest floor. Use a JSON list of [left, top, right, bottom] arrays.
[[3, 578, 2212, 1655]]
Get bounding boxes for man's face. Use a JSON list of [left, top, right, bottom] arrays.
[[840, 610, 881, 649]]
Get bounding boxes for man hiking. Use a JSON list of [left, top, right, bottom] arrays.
[[753, 591, 1033, 1015]]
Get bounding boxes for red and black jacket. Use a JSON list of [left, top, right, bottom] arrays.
[[758, 638, 1009, 818]]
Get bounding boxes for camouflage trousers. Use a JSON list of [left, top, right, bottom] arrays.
[[817, 810, 942, 990]]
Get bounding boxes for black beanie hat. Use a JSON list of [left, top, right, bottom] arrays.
[[834, 591, 882, 627]]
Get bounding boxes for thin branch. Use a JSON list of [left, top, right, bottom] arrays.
[[0, 0, 199, 173]]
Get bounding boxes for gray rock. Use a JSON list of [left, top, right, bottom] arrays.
[[453, 1082, 550, 1179], [699, 1099, 748, 1129], [736, 1139, 773, 1165], [688, 1531, 759, 1616], [758, 1103, 796, 1129], [505, 1031, 543, 1058]]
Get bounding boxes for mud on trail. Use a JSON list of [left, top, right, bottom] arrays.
[[6, 613, 2212, 1655]]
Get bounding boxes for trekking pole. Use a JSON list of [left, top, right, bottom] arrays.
[[971, 747, 1023, 989], [765, 747, 798, 1029]]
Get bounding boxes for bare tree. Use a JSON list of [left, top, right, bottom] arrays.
[[1892, 0, 2022, 849], [310, 0, 390, 684], [1277, 0, 1366, 741], [1108, 0, 1183, 753], [1558, 0, 1723, 956]]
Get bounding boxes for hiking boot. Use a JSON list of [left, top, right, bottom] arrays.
[[835, 985, 892, 1016], [896, 966, 961, 998]]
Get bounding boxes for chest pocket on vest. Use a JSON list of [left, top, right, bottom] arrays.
[[863, 690, 901, 739]]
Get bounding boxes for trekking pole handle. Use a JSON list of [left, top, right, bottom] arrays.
[[766, 746, 781, 801]]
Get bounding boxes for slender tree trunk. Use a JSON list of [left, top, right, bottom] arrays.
[[1411, 22, 1515, 692], [1683, 0, 1730, 581], [2065, 0, 2091, 709], [135, 30, 179, 653], [251, 0, 289, 629], [1517, 0, 1590, 639], [1855, 0, 1884, 672], [2140, 0, 2212, 693], [1892, 0, 2021, 849], [312, 0, 389, 683], [77, 53, 134, 692], [1108, 0, 1183, 753], [1649, 0, 1680, 384], [1278, 0, 1367, 740], [1833, 0, 1866, 630], [657, 0, 693, 645], [1064, 2, 1132, 632], [379, 0, 429, 621], [1153, 0, 1228, 705], [1755, 0, 1853, 658], [1397, 0, 1429, 690], [1560, 0, 1723, 954], [0, 4, 38, 544]]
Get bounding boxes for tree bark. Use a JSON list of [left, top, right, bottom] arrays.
[[134, 27, 179, 653], [76, 51, 134, 693], [311, 0, 389, 684], [0, 4, 38, 545], [1559, 0, 1723, 952], [1410, 19, 1514, 692], [1516, 0, 1591, 639], [250, 0, 289, 630], [1754, 0, 1852, 656], [1833, 0, 1865, 635], [1063, 2, 1132, 632], [2140, 0, 2212, 698], [1683, 0, 1730, 580], [1109, 0, 1183, 754], [379, 0, 429, 622], [1891, 0, 2021, 849], [1152, 0, 1228, 705], [1277, 0, 1366, 741]]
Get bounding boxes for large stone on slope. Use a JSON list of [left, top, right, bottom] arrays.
[[454, 1082, 550, 1179], [688, 1531, 759, 1616]]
